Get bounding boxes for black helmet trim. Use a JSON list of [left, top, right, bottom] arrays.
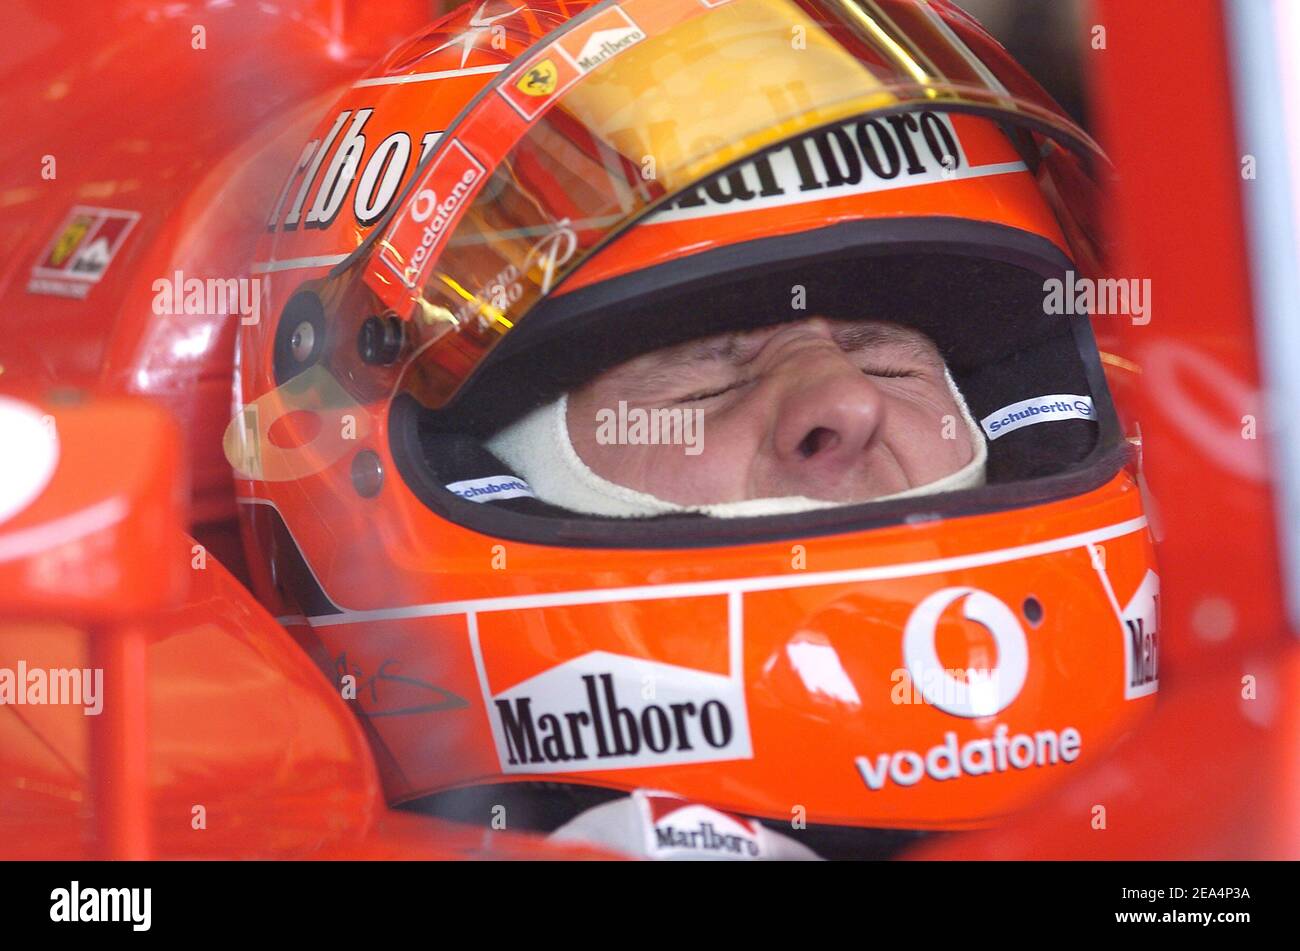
[[391, 393, 1128, 551], [389, 215, 1124, 549], [452, 216, 1092, 416]]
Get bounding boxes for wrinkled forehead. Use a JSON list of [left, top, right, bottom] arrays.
[[615, 317, 942, 375]]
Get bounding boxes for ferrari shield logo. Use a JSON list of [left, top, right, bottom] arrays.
[[47, 214, 93, 268], [516, 59, 558, 97], [28, 205, 140, 299]]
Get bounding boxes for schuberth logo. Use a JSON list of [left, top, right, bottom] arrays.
[[445, 475, 534, 502], [484, 650, 752, 773], [980, 394, 1096, 440]]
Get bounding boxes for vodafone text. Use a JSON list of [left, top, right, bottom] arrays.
[[855, 724, 1081, 790], [404, 167, 481, 284]]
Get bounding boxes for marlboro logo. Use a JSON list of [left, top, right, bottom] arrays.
[[643, 794, 763, 858], [1121, 570, 1159, 699], [650, 112, 987, 225], [572, 25, 645, 71], [486, 650, 752, 773], [498, 6, 645, 120]]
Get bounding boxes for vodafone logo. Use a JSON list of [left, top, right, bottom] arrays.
[[902, 587, 1028, 718], [0, 397, 59, 525], [377, 139, 486, 293], [856, 587, 1082, 792], [409, 188, 438, 222]]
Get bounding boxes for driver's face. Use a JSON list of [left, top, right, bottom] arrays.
[[565, 317, 976, 505]]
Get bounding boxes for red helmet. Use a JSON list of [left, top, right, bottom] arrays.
[[229, 0, 1157, 857]]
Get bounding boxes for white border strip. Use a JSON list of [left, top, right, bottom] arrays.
[[1226, 0, 1300, 633], [353, 63, 509, 88], [304, 515, 1148, 627], [251, 254, 350, 274]]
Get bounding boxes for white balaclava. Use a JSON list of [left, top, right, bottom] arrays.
[[485, 366, 987, 518]]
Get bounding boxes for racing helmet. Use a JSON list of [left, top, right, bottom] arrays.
[[230, 0, 1159, 857]]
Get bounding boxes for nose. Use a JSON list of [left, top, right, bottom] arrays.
[[767, 339, 886, 481]]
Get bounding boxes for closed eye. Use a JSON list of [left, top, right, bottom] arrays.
[[674, 379, 752, 403], [863, 367, 919, 379]]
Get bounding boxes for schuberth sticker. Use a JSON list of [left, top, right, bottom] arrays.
[[980, 394, 1096, 440]]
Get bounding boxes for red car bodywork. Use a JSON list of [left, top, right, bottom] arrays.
[[0, 0, 609, 860]]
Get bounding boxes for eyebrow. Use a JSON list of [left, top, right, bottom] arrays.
[[620, 321, 939, 394], [831, 322, 937, 363], [684, 334, 744, 364], [678, 322, 936, 367]]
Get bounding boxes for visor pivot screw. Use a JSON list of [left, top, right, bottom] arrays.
[[1022, 596, 1044, 627], [351, 450, 384, 498], [359, 315, 404, 365], [289, 321, 316, 364]]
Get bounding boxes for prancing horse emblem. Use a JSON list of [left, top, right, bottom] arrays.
[[517, 58, 559, 97]]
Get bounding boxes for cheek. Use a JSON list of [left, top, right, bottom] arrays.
[[881, 393, 975, 475], [572, 409, 759, 503], [568, 410, 695, 491], [581, 440, 655, 487]]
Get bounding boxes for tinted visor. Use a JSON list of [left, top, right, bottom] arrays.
[[361, 0, 1104, 400]]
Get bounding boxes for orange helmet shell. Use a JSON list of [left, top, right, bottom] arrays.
[[234, 0, 1157, 840]]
